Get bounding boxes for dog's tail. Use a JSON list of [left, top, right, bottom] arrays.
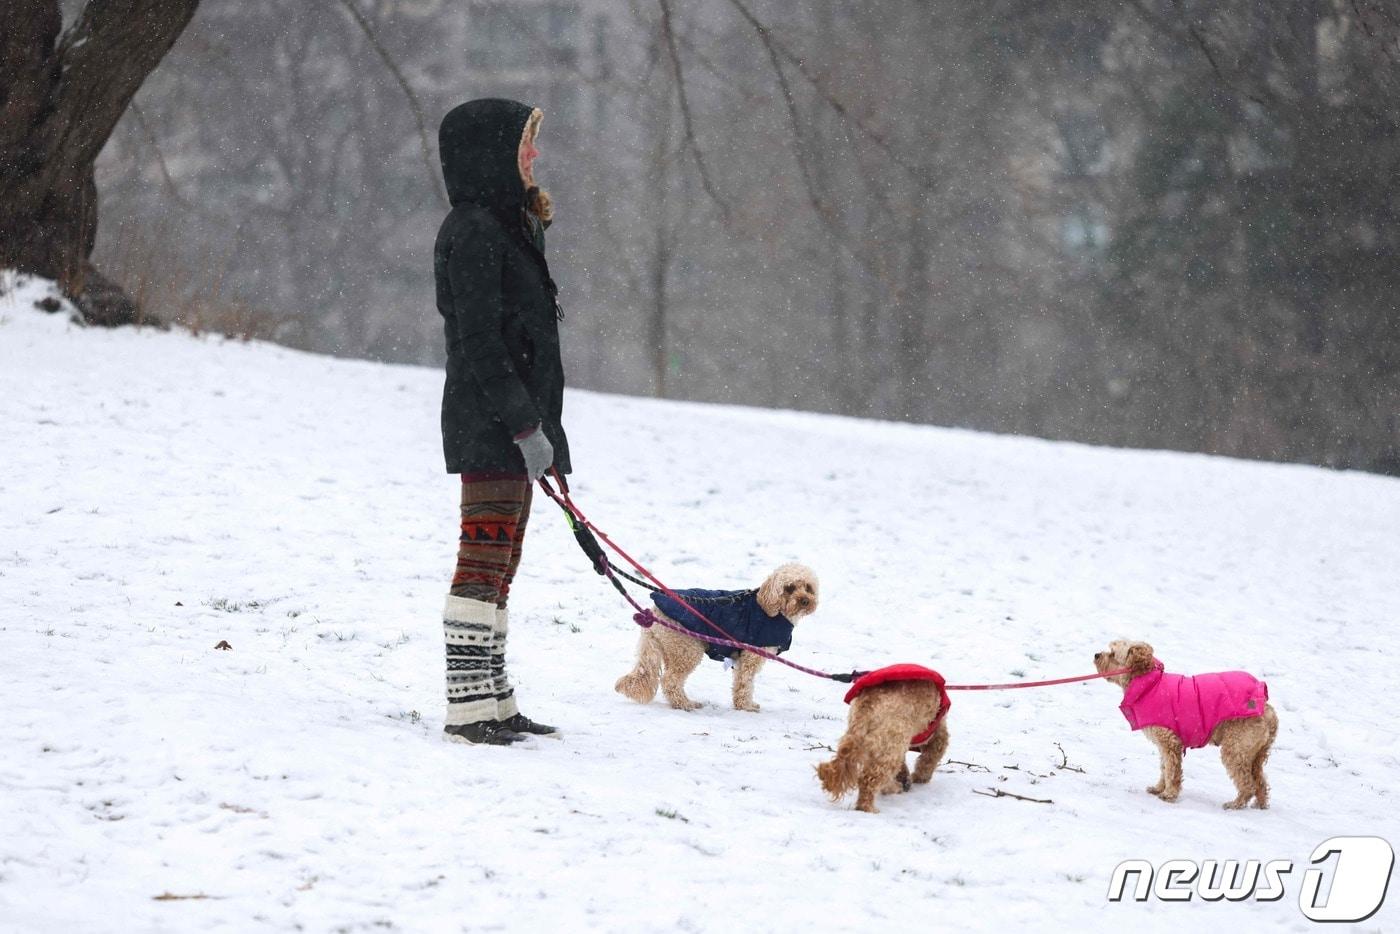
[[815, 734, 861, 801], [614, 630, 663, 703]]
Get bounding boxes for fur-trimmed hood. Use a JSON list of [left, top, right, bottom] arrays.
[[438, 98, 535, 219]]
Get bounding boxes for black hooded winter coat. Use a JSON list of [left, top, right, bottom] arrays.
[[433, 98, 572, 476]]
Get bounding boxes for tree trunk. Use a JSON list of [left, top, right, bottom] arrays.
[[0, 0, 200, 324]]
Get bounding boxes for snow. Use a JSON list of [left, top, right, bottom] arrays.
[[2, 272, 1397, 932]]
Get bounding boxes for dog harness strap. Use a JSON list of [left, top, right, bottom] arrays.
[[909, 700, 950, 750]]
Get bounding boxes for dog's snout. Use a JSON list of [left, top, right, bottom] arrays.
[[797, 596, 811, 608]]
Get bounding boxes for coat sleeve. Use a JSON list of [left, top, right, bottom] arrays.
[[445, 211, 541, 436]]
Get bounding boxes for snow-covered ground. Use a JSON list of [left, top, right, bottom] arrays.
[[2, 273, 1397, 932]]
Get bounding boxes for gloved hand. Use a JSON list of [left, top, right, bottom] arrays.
[[514, 425, 554, 480]]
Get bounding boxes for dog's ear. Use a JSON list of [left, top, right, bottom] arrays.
[[1126, 642, 1155, 673], [755, 568, 785, 617]]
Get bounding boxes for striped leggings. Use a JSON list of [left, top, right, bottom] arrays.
[[443, 475, 532, 726]]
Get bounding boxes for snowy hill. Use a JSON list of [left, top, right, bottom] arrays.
[[2, 274, 1397, 932]]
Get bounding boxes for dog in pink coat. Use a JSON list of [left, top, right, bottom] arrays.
[[1094, 640, 1279, 809]]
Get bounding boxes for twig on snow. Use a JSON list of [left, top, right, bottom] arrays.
[[973, 788, 1053, 805], [1055, 742, 1085, 773]]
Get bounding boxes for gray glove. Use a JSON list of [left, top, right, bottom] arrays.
[[514, 426, 554, 480]]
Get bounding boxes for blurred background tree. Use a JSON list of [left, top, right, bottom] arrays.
[[0, 0, 200, 324], [52, 0, 1400, 473]]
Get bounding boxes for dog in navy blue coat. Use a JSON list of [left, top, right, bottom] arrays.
[[614, 563, 819, 712]]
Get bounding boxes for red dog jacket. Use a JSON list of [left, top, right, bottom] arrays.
[[844, 664, 951, 750]]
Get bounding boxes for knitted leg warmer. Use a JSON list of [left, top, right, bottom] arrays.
[[443, 595, 499, 727], [492, 606, 518, 720]]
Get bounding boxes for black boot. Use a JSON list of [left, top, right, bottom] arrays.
[[443, 720, 526, 746], [498, 713, 561, 739]]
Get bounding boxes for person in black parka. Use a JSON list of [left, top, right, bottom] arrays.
[[435, 98, 571, 747]]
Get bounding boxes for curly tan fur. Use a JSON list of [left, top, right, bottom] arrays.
[[1094, 639, 1278, 810], [614, 563, 818, 712], [520, 108, 554, 222], [816, 680, 950, 814]]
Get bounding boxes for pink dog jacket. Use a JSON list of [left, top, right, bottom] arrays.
[[1119, 659, 1268, 749]]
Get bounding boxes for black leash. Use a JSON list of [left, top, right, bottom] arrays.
[[540, 476, 864, 684]]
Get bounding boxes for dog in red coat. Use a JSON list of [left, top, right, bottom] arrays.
[[815, 664, 951, 813]]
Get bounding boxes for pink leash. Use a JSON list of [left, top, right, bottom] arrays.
[[539, 470, 1131, 690], [539, 471, 837, 679], [947, 669, 1129, 691]]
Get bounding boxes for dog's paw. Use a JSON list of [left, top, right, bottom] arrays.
[[1146, 785, 1163, 796], [735, 702, 760, 713], [1158, 791, 1179, 803], [670, 700, 703, 712], [899, 775, 913, 793], [1222, 800, 1246, 810]]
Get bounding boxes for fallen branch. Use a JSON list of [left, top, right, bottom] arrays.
[[1055, 742, 1086, 773], [803, 743, 835, 752], [945, 759, 992, 773], [973, 788, 1053, 805], [152, 892, 222, 901]]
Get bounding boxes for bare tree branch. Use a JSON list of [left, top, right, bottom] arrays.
[[657, 0, 732, 223], [327, 0, 446, 209], [733, 4, 886, 279], [126, 100, 221, 218], [723, 0, 939, 192]]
